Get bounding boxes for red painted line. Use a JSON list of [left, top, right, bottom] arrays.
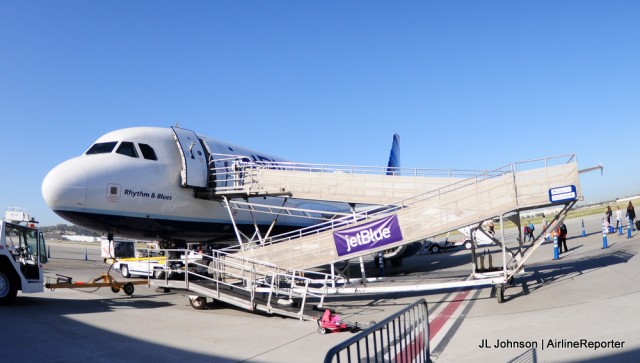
[[429, 289, 471, 340], [394, 332, 425, 363]]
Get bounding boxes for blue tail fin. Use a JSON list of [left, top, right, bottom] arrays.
[[386, 133, 400, 176]]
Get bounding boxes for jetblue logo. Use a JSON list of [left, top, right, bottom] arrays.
[[334, 215, 403, 256], [345, 227, 392, 252]]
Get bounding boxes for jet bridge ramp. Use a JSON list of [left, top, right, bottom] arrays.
[[233, 156, 581, 272]]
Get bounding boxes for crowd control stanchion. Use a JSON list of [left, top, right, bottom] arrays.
[[602, 223, 609, 249], [553, 234, 559, 260], [581, 219, 586, 237], [619, 221, 623, 235], [378, 251, 384, 278], [628, 218, 633, 239]]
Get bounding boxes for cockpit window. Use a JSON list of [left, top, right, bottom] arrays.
[[139, 143, 158, 160], [116, 142, 139, 158], [85, 141, 117, 155]]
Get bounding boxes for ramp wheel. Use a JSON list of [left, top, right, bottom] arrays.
[[123, 283, 134, 296], [189, 296, 207, 310], [496, 284, 505, 303]]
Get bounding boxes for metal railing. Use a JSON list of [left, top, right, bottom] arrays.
[[234, 154, 578, 246], [151, 247, 338, 318], [324, 298, 431, 363]]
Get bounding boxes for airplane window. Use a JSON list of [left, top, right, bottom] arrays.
[[116, 142, 139, 158], [139, 143, 158, 160], [85, 142, 118, 155]]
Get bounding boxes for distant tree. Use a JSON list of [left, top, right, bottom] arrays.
[[40, 224, 100, 236]]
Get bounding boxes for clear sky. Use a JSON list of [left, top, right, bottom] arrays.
[[1, 1, 639, 226]]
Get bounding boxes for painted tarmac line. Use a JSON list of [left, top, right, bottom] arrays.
[[429, 288, 471, 340], [430, 288, 483, 360]]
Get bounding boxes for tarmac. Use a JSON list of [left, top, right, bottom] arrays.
[[2, 213, 639, 362]]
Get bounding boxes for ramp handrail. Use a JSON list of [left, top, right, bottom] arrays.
[[154, 247, 337, 318], [205, 152, 576, 196], [209, 153, 575, 179], [225, 154, 577, 248]]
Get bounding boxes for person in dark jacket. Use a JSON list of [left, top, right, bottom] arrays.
[[557, 223, 568, 253], [627, 202, 636, 231]]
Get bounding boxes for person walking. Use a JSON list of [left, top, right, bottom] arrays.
[[627, 202, 636, 231], [527, 221, 535, 242], [557, 222, 568, 253], [616, 206, 623, 230], [605, 206, 613, 228]]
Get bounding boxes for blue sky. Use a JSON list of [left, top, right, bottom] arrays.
[[1, 1, 639, 226]]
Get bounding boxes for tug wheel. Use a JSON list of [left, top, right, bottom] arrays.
[[0, 267, 18, 306], [123, 283, 135, 296], [111, 285, 120, 294]]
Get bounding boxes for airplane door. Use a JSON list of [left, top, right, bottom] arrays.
[[171, 126, 208, 188]]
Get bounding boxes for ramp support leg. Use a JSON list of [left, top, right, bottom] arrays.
[[359, 257, 367, 286]]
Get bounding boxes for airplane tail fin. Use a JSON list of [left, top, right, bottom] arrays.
[[386, 133, 400, 176]]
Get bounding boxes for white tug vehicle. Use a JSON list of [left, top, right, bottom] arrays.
[[0, 208, 48, 305]]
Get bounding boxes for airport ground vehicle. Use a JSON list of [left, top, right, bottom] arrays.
[[111, 243, 207, 279], [0, 220, 48, 305], [100, 237, 137, 263], [112, 247, 167, 278], [459, 225, 495, 250], [422, 239, 461, 254]]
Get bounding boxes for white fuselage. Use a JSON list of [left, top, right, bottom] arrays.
[[42, 127, 336, 244]]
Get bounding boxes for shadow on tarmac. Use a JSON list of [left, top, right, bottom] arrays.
[[498, 248, 636, 303], [1, 296, 238, 363]]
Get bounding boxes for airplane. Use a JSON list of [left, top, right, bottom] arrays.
[[42, 126, 422, 265]]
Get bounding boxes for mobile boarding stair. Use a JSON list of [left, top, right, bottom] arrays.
[[153, 154, 584, 315], [151, 248, 340, 320]]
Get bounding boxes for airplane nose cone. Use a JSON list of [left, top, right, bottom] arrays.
[[42, 158, 88, 212]]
